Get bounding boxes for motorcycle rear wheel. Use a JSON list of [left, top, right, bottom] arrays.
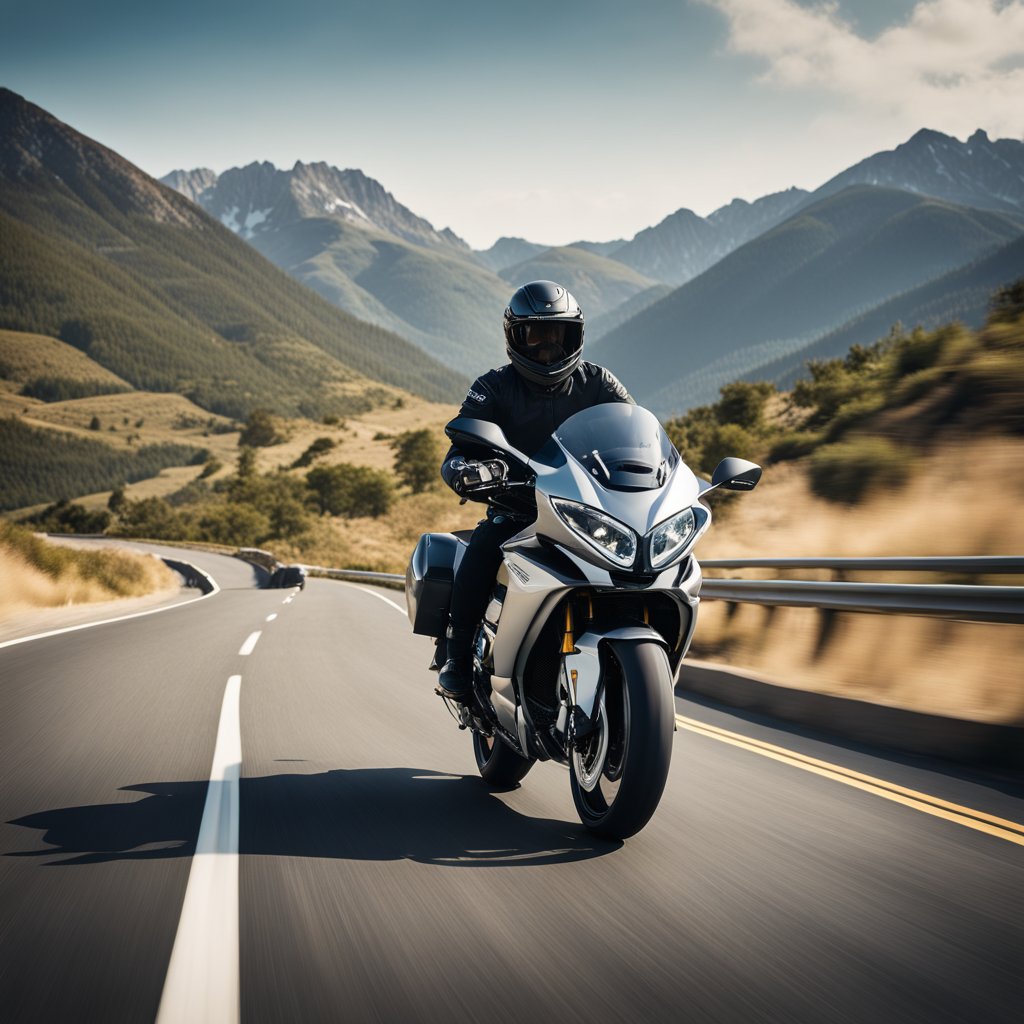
[[570, 641, 674, 839], [473, 731, 535, 789]]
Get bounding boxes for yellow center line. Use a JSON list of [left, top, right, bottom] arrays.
[[676, 714, 1024, 847]]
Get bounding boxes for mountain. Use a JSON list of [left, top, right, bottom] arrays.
[[167, 161, 471, 253], [751, 233, 1024, 390], [812, 128, 1024, 216], [474, 236, 550, 272], [0, 88, 462, 419], [498, 246, 657, 318], [164, 161, 512, 368], [590, 185, 1024, 415], [610, 188, 810, 286]]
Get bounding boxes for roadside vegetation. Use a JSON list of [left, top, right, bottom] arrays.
[[665, 278, 1024, 502], [0, 520, 176, 615]]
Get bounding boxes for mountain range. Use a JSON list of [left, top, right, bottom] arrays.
[[0, 88, 463, 421], [3, 84, 1022, 426], [163, 126, 1024, 414]]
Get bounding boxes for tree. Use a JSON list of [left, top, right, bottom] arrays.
[[107, 485, 127, 515], [196, 503, 271, 546], [306, 464, 394, 518], [390, 429, 440, 493], [88, 415, 101, 431], [238, 408, 281, 448], [236, 446, 257, 480]]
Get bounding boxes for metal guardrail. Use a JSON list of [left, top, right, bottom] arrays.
[[308, 567, 405, 590], [699, 579, 1024, 624], [242, 549, 1024, 624], [702, 557, 1024, 575]]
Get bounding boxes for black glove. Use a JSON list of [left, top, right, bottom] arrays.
[[451, 458, 508, 497]]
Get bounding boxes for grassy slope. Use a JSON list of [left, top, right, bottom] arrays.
[[0, 328, 131, 389], [252, 218, 510, 370], [0, 521, 177, 614]]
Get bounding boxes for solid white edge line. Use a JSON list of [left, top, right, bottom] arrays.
[[340, 582, 406, 615], [156, 674, 241, 1024], [0, 564, 221, 652], [238, 631, 262, 656]]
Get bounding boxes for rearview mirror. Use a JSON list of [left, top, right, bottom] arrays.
[[445, 416, 531, 467], [710, 457, 762, 492]]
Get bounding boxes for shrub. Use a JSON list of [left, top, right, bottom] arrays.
[[390, 429, 441, 493], [306, 464, 394, 518], [22, 499, 111, 535], [715, 381, 775, 430], [238, 408, 282, 447], [114, 497, 188, 540], [808, 437, 906, 504], [196, 503, 272, 546], [291, 437, 336, 469]]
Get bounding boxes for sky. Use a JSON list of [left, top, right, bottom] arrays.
[[3, 0, 1023, 249]]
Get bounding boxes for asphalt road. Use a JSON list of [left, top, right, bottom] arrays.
[[1, 545, 1021, 1024]]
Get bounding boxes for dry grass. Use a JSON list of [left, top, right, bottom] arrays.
[[692, 436, 1024, 724], [0, 328, 131, 387], [0, 522, 177, 617]]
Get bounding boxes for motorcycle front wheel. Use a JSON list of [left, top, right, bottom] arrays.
[[570, 641, 674, 839], [473, 731, 535, 789]]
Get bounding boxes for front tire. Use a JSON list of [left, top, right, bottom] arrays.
[[473, 731, 535, 789], [570, 641, 674, 839]]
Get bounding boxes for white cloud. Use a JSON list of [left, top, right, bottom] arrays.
[[702, 0, 1024, 138]]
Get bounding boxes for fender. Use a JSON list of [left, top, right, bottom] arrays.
[[563, 626, 669, 721]]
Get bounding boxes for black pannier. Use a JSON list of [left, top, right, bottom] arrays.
[[405, 533, 466, 637]]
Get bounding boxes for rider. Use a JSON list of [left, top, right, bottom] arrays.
[[438, 279, 634, 701]]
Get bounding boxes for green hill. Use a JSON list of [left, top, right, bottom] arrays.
[[0, 89, 465, 420], [253, 218, 509, 369], [591, 185, 1023, 415], [751, 234, 1024, 390], [499, 246, 657, 318]]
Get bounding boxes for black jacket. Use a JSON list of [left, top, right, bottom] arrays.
[[441, 361, 633, 499]]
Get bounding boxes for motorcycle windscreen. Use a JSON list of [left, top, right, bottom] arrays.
[[552, 404, 679, 490]]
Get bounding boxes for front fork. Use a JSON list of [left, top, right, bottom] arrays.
[[558, 625, 670, 747]]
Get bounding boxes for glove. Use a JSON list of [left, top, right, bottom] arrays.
[[450, 458, 508, 496]]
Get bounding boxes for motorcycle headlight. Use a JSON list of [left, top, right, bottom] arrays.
[[649, 507, 697, 569], [551, 498, 637, 569]]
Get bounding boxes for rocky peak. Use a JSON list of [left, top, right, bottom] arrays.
[[814, 127, 1024, 214], [162, 157, 469, 251]]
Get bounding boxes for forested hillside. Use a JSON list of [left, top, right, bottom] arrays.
[[0, 89, 464, 419]]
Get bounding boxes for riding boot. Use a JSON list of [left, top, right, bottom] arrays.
[[438, 625, 474, 701]]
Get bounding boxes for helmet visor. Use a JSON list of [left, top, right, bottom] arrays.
[[508, 320, 583, 366]]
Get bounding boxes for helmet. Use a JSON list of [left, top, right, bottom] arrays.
[[503, 280, 584, 387]]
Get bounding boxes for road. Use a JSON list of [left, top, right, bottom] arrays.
[[1, 544, 1021, 1023]]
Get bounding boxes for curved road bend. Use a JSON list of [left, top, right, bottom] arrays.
[[0, 544, 1021, 1023]]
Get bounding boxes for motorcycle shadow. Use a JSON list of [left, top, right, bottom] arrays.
[[7, 767, 621, 867]]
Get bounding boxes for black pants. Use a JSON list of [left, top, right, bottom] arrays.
[[449, 515, 523, 636]]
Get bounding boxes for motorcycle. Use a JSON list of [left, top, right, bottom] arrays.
[[405, 403, 760, 839]]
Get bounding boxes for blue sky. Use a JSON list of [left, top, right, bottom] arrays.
[[3, 0, 1022, 248]]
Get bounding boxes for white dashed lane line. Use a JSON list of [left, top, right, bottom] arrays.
[[238, 632, 262, 656], [156, 674, 241, 1023], [265, 614, 277, 623]]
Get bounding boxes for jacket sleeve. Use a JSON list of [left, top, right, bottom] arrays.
[[440, 374, 502, 491], [598, 367, 635, 405]]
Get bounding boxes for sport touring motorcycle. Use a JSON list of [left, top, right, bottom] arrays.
[[406, 403, 760, 839]]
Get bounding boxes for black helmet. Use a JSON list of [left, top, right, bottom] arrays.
[[503, 280, 584, 387]]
